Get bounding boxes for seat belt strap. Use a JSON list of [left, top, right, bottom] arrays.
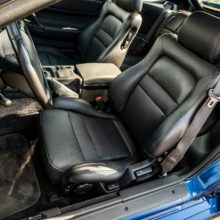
[[161, 73, 220, 176], [140, 2, 172, 47]]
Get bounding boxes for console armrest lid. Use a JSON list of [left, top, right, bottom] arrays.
[[76, 63, 121, 87]]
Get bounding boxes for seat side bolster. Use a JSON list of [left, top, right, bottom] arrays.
[[66, 162, 125, 184], [53, 97, 115, 119], [109, 35, 164, 113], [98, 13, 143, 67]]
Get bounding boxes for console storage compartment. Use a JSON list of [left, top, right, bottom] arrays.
[[43, 65, 82, 94], [43, 65, 82, 86], [75, 63, 121, 101]]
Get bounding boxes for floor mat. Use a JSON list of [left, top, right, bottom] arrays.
[[0, 98, 41, 118], [0, 88, 41, 119], [0, 134, 40, 219]]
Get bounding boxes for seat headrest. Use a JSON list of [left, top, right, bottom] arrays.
[[178, 11, 220, 64], [115, 0, 143, 13]]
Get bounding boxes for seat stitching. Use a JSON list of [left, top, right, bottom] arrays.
[[138, 85, 166, 116], [149, 75, 178, 105], [97, 29, 113, 47], [79, 115, 101, 160], [99, 27, 114, 40], [112, 119, 135, 157], [81, 117, 104, 159], [82, 117, 111, 160], [100, 15, 122, 35], [83, 13, 121, 58], [68, 111, 85, 160], [94, 36, 107, 49], [148, 75, 178, 105]]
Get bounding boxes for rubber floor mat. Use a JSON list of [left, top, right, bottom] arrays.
[[0, 134, 40, 219]]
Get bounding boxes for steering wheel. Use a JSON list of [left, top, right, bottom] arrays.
[[6, 22, 52, 108]]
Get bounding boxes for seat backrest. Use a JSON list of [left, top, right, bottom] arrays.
[[109, 11, 220, 158], [78, 0, 143, 67]]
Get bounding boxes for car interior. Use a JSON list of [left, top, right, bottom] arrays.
[[0, 0, 220, 219]]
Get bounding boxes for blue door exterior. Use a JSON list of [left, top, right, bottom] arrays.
[[122, 157, 220, 220]]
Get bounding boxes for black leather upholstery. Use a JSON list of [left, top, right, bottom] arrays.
[[178, 11, 220, 64], [38, 0, 143, 67], [41, 97, 137, 184], [40, 11, 220, 184], [110, 34, 218, 157], [115, 0, 143, 12]]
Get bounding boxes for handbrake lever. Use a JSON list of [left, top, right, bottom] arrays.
[[47, 77, 79, 98]]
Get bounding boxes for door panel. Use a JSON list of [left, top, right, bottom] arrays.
[[52, 0, 104, 14], [27, 0, 106, 49]]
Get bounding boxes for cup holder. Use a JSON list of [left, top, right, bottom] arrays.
[[43, 65, 82, 87]]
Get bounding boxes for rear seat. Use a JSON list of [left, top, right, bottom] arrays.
[[122, 10, 190, 70]]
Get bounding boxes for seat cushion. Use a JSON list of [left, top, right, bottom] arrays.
[[37, 46, 78, 66], [40, 98, 137, 184]]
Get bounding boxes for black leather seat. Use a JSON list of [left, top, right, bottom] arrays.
[[41, 98, 138, 184], [40, 11, 220, 185], [37, 0, 143, 68]]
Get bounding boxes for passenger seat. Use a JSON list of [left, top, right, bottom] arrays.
[[37, 0, 143, 68], [40, 11, 220, 186]]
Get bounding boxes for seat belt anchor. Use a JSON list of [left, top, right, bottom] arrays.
[[207, 89, 220, 108]]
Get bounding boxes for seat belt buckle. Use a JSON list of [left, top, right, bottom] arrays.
[[95, 96, 105, 111], [95, 96, 103, 103], [161, 149, 183, 177], [207, 89, 220, 108]]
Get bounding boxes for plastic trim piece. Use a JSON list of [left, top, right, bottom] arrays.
[[47, 182, 188, 220]]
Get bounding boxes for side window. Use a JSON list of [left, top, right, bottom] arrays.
[[199, 0, 220, 11]]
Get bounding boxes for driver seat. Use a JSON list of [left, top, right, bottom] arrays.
[[37, 0, 143, 68], [40, 12, 220, 186]]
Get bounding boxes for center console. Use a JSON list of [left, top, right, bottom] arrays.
[[43, 65, 81, 85], [43, 63, 121, 101], [43, 65, 82, 96], [75, 63, 121, 101]]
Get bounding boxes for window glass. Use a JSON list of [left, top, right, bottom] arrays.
[[199, 0, 220, 11]]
